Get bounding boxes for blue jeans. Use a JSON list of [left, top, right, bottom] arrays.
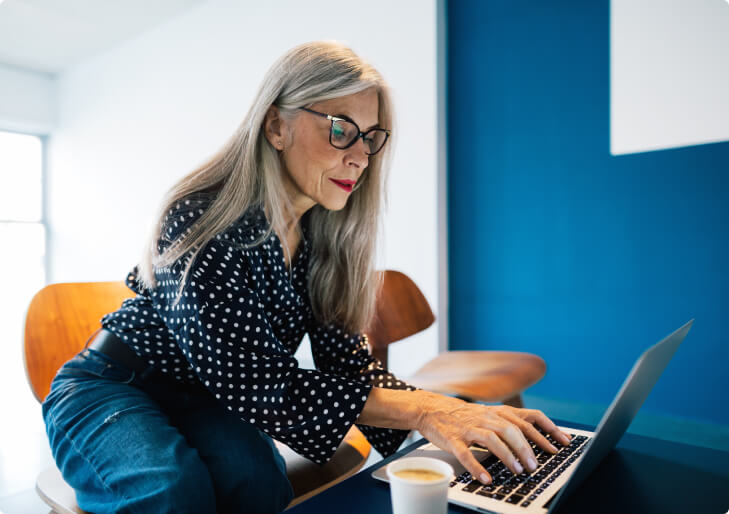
[[42, 348, 294, 514]]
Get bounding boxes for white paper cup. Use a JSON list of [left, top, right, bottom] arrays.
[[386, 456, 454, 514]]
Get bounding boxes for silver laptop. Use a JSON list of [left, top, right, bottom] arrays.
[[372, 320, 693, 513]]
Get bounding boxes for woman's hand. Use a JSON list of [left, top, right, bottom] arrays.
[[414, 391, 571, 484], [356, 387, 570, 484]]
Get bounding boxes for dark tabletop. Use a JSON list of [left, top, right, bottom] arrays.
[[287, 419, 729, 514]]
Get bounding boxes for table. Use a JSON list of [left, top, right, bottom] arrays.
[[288, 420, 729, 514]]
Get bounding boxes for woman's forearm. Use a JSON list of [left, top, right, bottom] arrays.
[[355, 387, 435, 430]]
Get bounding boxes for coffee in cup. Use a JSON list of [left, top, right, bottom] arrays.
[[393, 469, 446, 482]]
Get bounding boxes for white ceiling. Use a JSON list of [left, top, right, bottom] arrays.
[[0, 0, 205, 75]]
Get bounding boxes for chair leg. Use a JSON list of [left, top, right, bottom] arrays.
[[502, 394, 523, 408]]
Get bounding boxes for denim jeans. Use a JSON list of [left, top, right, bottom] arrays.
[[42, 348, 294, 514]]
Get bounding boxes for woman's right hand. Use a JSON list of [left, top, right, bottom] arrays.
[[413, 390, 571, 484]]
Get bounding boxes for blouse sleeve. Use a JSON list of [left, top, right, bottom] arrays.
[[151, 232, 372, 465], [308, 323, 418, 459]]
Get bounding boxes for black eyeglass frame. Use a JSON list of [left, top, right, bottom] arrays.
[[299, 107, 391, 156]]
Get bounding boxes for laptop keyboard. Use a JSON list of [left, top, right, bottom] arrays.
[[450, 432, 589, 508]]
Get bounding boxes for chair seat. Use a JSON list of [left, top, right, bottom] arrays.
[[35, 426, 370, 512], [407, 351, 546, 403]]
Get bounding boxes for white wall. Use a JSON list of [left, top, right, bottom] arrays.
[[0, 64, 54, 134], [611, 0, 729, 155], [47, 0, 439, 377]]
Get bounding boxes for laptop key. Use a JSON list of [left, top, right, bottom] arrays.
[[491, 493, 505, 501], [462, 480, 482, 493], [479, 454, 498, 467], [487, 465, 504, 475], [506, 494, 524, 504], [492, 474, 509, 486], [521, 501, 532, 507], [476, 491, 494, 498]]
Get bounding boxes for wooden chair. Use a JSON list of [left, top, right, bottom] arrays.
[[24, 281, 371, 513], [367, 270, 546, 408]]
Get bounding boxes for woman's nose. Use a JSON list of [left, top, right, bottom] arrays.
[[346, 137, 369, 169]]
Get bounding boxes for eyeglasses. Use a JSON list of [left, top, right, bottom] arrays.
[[299, 107, 390, 156]]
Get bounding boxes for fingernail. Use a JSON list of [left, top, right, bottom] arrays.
[[480, 473, 491, 484], [514, 462, 524, 474], [527, 457, 537, 471], [550, 443, 558, 453]]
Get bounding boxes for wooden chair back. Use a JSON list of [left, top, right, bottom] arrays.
[[24, 281, 135, 402], [366, 270, 436, 368]]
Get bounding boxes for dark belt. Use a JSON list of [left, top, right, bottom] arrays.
[[87, 329, 150, 374]]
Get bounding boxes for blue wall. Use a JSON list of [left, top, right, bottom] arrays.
[[447, 0, 729, 426]]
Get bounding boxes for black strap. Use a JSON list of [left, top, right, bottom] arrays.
[[87, 329, 150, 374]]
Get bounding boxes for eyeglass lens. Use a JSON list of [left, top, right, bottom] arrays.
[[330, 119, 387, 155]]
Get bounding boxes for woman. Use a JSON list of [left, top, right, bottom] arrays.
[[42, 41, 570, 514]]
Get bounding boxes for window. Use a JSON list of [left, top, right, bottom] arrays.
[[0, 130, 46, 425]]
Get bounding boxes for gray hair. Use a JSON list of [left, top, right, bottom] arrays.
[[137, 40, 394, 332]]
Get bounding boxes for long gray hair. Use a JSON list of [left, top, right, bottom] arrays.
[[137, 41, 394, 333]]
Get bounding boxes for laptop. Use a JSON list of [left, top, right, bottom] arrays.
[[372, 320, 694, 513]]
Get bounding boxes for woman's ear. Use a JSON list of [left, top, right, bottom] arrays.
[[263, 106, 285, 150]]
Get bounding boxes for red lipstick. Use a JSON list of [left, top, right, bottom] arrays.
[[329, 178, 356, 193]]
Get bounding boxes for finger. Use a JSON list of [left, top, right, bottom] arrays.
[[500, 410, 559, 455], [517, 409, 572, 446], [451, 441, 492, 484], [471, 428, 525, 475], [490, 421, 538, 473]]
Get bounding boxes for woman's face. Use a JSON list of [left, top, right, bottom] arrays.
[[268, 88, 380, 216]]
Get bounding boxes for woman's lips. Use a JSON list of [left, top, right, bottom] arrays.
[[329, 178, 355, 193]]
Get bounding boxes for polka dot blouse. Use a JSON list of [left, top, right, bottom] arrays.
[[102, 197, 415, 464]]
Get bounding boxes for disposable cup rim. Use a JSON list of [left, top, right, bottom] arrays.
[[386, 457, 454, 486]]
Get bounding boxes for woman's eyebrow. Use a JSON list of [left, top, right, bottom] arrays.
[[335, 113, 380, 131]]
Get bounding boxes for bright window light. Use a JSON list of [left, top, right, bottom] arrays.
[[0, 130, 46, 438], [0, 131, 43, 221]]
